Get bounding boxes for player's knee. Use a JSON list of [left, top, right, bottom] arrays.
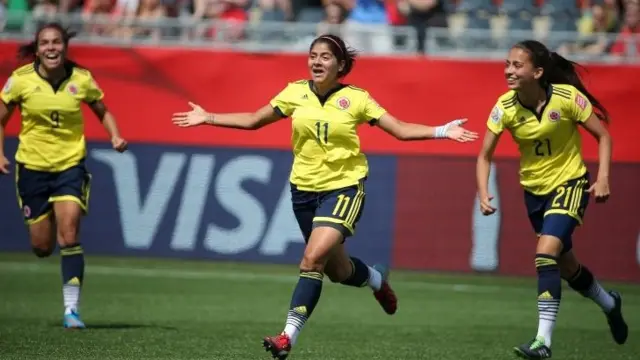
[[29, 228, 55, 258], [32, 245, 54, 258], [299, 253, 325, 273], [536, 235, 563, 257], [56, 223, 79, 247]]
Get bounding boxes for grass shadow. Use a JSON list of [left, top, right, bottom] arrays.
[[50, 322, 178, 331]]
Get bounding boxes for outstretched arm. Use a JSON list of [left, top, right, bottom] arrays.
[[375, 112, 478, 142], [172, 102, 284, 130]]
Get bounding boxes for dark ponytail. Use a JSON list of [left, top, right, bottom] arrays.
[[514, 40, 610, 123], [17, 22, 77, 64]]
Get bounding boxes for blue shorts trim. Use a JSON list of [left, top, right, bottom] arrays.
[[15, 161, 92, 225], [291, 179, 366, 242], [525, 173, 590, 253]]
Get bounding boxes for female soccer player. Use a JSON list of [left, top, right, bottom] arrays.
[[172, 34, 478, 359], [0, 22, 127, 329], [476, 40, 628, 359]]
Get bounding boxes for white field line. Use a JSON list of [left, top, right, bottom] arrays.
[[0, 261, 527, 294]]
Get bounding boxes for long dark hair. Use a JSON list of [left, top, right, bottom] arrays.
[[310, 34, 358, 78], [514, 40, 610, 122], [18, 22, 77, 66]]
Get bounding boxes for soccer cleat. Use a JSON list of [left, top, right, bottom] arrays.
[[372, 264, 397, 315], [605, 291, 628, 345], [263, 333, 292, 359], [513, 337, 552, 359], [63, 310, 86, 329]]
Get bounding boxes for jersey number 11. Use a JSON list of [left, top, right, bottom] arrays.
[[51, 111, 60, 128], [315, 122, 328, 144]]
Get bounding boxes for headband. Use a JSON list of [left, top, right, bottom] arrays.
[[318, 36, 344, 57]]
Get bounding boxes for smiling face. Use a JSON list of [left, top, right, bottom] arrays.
[[36, 27, 66, 72], [308, 41, 344, 86], [504, 47, 543, 91]]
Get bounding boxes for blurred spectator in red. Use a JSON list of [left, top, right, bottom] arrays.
[[258, 0, 294, 22], [399, 0, 447, 53], [386, 0, 406, 26], [82, 0, 117, 35], [192, 0, 248, 41], [317, 0, 347, 36], [610, 1, 639, 58]]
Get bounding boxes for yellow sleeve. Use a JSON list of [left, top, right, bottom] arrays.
[[570, 89, 593, 123], [360, 92, 387, 125], [486, 102, 507, 134], [269, 83, 296, 117], [1, 75, 23, 104], [84, 72, 105, 103]]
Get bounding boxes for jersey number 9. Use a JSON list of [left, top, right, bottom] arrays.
[[51, 111, 60, 128], [534, 138, 551, 156], [315, 122, 328, 144]]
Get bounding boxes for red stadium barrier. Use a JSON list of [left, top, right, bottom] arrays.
[[1, 43, 639, 162]]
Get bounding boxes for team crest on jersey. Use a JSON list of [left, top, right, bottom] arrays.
[[2, 77, 12, 93], [490, 106, 503, 124], [337, 97, 350, 110], [23, 205, 31, 218], [548, 109, 561, 122], [575, 94, 587, 110], [68, 83, 78, 95]]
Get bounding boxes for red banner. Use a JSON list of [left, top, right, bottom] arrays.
[[393, 157, 640, 282], [1, 43, 639, 162]]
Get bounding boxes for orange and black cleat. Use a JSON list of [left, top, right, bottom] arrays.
[[263, 333, 292, 359]]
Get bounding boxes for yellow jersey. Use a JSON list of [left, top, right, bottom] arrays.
[[270, 80, 387, 192], [486, 84, 593, 195], [1, 62, 104, 172]]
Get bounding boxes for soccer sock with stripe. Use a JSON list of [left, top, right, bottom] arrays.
[[535, 254, 561, 347], [283, 271, 323, 346], [60, 243, 85, 315], [340, 257, 382, 291], [567, 264, 615, 312]]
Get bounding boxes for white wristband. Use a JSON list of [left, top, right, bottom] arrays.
[[435, 119, 464, 139], [435, 125, 447, 139]]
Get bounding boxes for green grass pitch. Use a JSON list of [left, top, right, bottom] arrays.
[[0, 252, 638, 360]]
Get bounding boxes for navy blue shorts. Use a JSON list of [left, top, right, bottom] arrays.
[[16, 161, 92, 225], [524, 173, 590, 253], [291, 179, 366, 242]]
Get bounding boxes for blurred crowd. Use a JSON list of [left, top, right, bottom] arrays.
[[0, 0, 638, 58]]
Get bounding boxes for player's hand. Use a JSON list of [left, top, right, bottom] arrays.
[[111, 136, 128, 153], [0, 155, 10, 175], [172, 102, 210, 127], [445, 119, 479, 143], [587, 177, 610, 203], [479, 194, 497, 215]]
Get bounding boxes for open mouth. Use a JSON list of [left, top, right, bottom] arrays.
[[44, 52, 61, 61], [312, 68, 325, 76], [506, 77, 518, 85]]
